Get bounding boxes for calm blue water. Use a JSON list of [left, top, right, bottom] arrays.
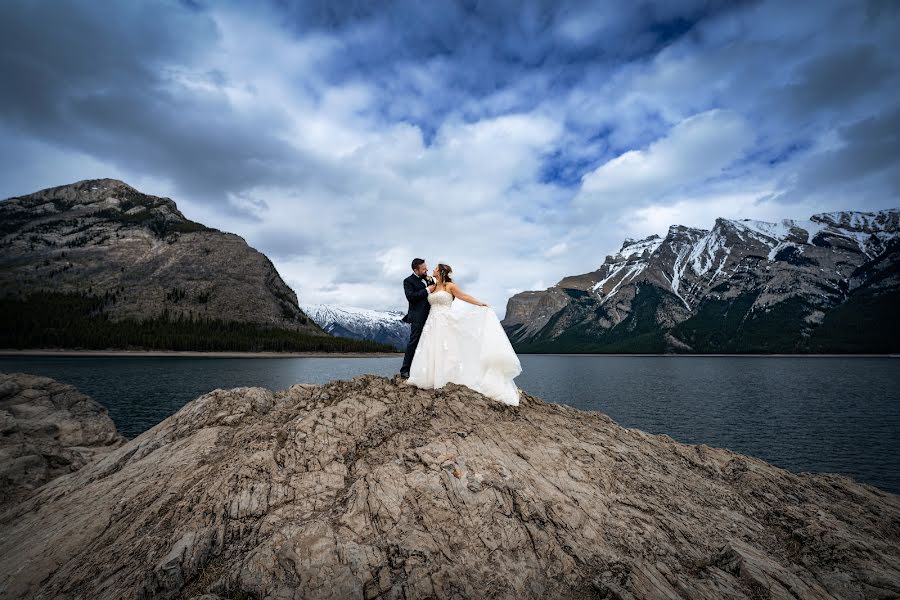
[[1, 355, 898, 494]]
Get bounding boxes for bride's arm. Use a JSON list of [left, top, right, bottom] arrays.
[[447, 282, 488, 306]]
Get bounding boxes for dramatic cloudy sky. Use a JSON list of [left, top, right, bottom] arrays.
[[1, 0, 898, 315]]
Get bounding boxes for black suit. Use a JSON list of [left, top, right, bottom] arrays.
[[400, 273, 432, 375]]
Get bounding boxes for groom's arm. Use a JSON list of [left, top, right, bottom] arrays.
[[404, 278, 429, 302]]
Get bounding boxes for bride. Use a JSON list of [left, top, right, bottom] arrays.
[[406, 263, 522, 406]]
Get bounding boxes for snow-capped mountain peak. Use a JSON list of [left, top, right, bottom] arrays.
[[811, 209, 899, 232], [502, 208, 900, 353], [300, 304, 409, 350], [302, 304, 404, 326]]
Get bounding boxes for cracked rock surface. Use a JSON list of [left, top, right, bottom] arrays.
[[0, 374, 898, 599], [0, 372, 125, 511]]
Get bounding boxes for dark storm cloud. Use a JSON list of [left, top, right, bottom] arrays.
[[4, 0, 894, 213], [0, 1, 213, 136], [780, 44, 894, 116], [774, 106, 900, 205], [264, 0, 747, 128], [0, 0, 345, 212]]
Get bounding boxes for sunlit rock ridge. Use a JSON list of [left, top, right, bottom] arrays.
[[0, 373, 898, 599], [503, 209, 899, 353]]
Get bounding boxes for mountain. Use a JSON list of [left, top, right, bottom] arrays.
[[1, 374, 898, 599], [0, 179, 392, 352], [503, 209, 900, 353], [301, 304, 410, 350]]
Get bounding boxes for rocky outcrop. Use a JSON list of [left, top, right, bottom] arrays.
[[503, 210, 900, 353], [0, 178, 322, 334], [0, 375, 897, 599], [0, 372, 125, 512]]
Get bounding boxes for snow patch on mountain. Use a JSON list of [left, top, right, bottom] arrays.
[[723, 211, 898, 260], [592, 209, 898, 307], [616, 235, 664, 260], [301, 304, 409, 350]]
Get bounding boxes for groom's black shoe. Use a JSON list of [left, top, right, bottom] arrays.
[[399, 371, 410, 379]]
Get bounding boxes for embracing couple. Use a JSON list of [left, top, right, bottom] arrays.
[[398, 258, 522, 406]]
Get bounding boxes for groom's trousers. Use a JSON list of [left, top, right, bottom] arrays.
[[401, 321, 425, 375]]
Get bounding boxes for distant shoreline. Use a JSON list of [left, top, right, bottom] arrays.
[[0, 349, 895, 359], [0, 349, 402, 358]]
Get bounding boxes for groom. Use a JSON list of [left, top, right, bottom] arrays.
[[399, 258, 435, 379]]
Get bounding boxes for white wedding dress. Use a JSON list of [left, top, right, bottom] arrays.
[[407, 290, 522, 405]]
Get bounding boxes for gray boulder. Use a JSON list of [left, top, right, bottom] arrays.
[[0, 372, 126, 511]]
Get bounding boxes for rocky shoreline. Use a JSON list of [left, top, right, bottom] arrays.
[[1, 373, 898, 599]]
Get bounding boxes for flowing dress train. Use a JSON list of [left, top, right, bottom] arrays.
[[407, 290, 522, 406]]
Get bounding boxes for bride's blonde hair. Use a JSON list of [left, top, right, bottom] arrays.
[[436, 263, 453, 284]]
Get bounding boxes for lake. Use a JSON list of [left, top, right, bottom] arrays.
[[1, 354, 898, 494]]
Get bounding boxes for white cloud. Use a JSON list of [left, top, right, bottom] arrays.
[[574, 109, 754, 211], [544, 242, 568, 258], [164, 107, 570, 317]]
